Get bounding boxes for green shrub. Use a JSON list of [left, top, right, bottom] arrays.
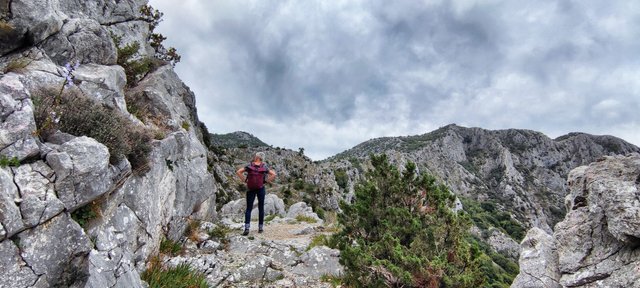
[[332, 154, 492, 287], [460, 197, 526, 242], [307, 234, 329, 251], [0, 156, 20, 167], [71, 203, 99, 228], [315, 207, 326, 220], [181, 121, 190, 131], [334, 169, 348, 190], [265, 214, 278, 223], [320, 274, 343, 287], [295, 214, 317, 224], [142, 260, 206, 288], [293, 178, 305, 190], [159, 238, 183, 256], [112, 34, 160, 87], [32, 86, 152, 173]]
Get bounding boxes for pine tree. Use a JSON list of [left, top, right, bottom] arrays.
[[332, 154, 488, 287]]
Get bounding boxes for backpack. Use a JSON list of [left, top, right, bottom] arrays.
[[246, 163, 268, 190]]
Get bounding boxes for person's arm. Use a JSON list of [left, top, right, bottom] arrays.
[[266, 169, 276, 183], [236, 167, 246, 182]]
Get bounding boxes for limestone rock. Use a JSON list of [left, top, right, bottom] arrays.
[[41, 18, 117, 65], [8, 0, 64, 46], [0, 240, 39, 288], [0, 167, 25, 238], [46, 136, 115, 211], [287, 202, 323, 224], [511, 228, 561, 288], [12, 162, 64, 227], [513, 153, 640, 287], [291, 246, 343, 279], [0, 73, 39, 161], [74, 64, 128, 112], [220, 193, 286, 222], [16, 213, 93, 286], [486, 228, 521, 260]]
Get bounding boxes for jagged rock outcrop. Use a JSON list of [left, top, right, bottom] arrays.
[[512, 153, 640, 287], [0, 0, 217, 287]]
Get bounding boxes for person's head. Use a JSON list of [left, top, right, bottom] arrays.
[[254, 152, 265, 162]]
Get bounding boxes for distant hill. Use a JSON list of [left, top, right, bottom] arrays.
[[209, 131, 269, 148], [326, 124, 640, 232]]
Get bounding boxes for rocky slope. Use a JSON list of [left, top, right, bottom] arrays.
[[210, 131, 269, 149], [1, 1, 217, 287], [327, 124, 640, 232], [512, 153, 640, 287]]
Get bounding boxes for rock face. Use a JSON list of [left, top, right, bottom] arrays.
[[512, 153, 640, 287], [0, 0, 217, 286]]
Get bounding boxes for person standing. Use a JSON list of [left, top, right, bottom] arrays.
[[236, 151, 276, 236]]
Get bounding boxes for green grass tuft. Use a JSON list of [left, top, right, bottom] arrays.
[[295, 214, 317, 224], [142, 259, 207, 288]]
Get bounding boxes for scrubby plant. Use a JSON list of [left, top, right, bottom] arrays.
[[32, 85, 153, 173], [307, 234, 330, 251], [334, 168, 348, 190], [159, 238, 183, 256], [142, 257, 207, 288], [332, 154, 499, 287], [295, 214, 317, 224], [184, 219, 201, 242], [140, 4, 181, 66], [71, 202, 100, 228], [181, 121, 190, 131], [0, 155, 20, 167], [112, 34, 157, 87], [460, 197, 526, 242]]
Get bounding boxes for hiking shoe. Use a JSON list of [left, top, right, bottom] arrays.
[[258, 228, 264, 233], [242, 229, 249, 236]]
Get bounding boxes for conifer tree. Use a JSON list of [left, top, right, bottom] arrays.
[[332, 154, 489, 287]]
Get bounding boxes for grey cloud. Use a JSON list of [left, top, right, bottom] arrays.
[[150, 0, 640, 159]]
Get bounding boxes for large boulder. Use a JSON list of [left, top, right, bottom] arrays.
[[46, 136, 116, 211], [41, 18, 117, 65], [512, 153, 640, 287], [220, 193, 286, 222], [286, 202, 323, 224], [511, 228, 561, 288], [15, 213, 93, 286], [12, 162, 64, 227]]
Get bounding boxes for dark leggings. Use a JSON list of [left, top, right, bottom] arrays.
[[244, 187, 266, 226]]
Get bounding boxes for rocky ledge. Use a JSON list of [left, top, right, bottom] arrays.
[[512, 153, 640, 287]]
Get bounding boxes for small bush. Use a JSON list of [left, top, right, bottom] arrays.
[[181, 121, 190, 131], [320, 274, 343, 287], [159, 238, 183, 256], [334, 169, 348, 190], [142, 258, 207, 288], [0, 156, 20, 167], [32, 86, 153, 173], [307, 234, 329, 251], [71, 203, 99, 228], [265, 214, 278, 223], [293, 178, 305, 190], [184, 220, 201, 242], [112, 34, 160, 87], [295, 214, 317, 224]]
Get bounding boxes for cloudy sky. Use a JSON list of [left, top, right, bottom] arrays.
[[149, 0, 640, 160]]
